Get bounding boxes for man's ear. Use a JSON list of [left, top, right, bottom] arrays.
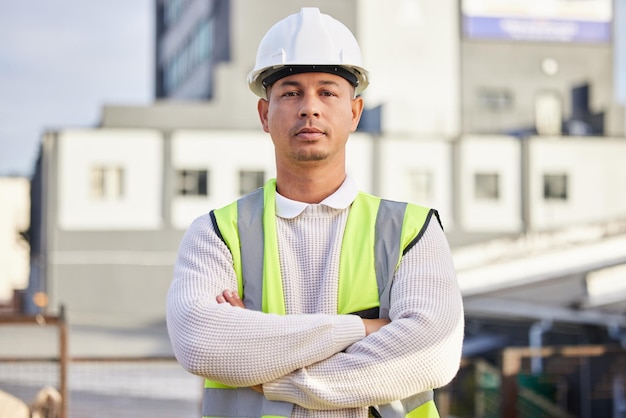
[[257, 98, 270, 133], [350, 96, 364, 132]]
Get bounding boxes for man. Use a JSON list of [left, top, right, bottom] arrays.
[[167, 7, 464, 418]]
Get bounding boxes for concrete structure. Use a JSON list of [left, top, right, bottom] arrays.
[[0, 177, 30, 303]]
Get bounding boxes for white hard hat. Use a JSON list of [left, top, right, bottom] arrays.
[[247, 7, 369, 98]]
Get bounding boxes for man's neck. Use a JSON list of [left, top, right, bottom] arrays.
[[275, 165, 346, 204]]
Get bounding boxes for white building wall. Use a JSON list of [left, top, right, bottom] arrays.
[[0, 177, 30, 301], [54, 127, 626, 236], [346, 132, 374, 194], [171, 130, 276, 229], [528, 136, 626, 230], [458, 135, 523, 232], [358, 0, 460, 136], [615, 0, 626, 106], [58, 129, 164, 230], [377, 136, 454, 227]]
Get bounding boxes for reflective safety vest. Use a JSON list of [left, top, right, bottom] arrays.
[[205, 179, 441, 418]]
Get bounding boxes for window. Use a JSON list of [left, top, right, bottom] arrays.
[[407, 169, 432, 203], [164, 17, 214, 94], [177, 169, 209, 196], [90, 166, 124, 200], [239, 170, 265, 195], [164, 0, 192, 27], [197, 19, 213, 63], [478, 88, 513, 112], [535, 91, 562, 136], [543, 173, 568, 200], [474, 173, 499, 200]]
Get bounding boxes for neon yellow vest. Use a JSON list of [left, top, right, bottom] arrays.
[[204, 179, 441, 418]]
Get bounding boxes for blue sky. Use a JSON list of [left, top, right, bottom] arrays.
[[0, 0, 153, 177]]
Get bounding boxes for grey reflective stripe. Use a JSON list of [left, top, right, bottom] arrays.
[[400, 390, 434, 412], [374, 200, 407, 319], [374, 199, 434, 418], [237, 188, 265, 311], [374, 201, 435, 418], [377, 390, 435, 418], [205, 190, 294, 417], [202, 387, 293, 417]]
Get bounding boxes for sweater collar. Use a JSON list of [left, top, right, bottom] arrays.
[[275, 175, 358, 219]]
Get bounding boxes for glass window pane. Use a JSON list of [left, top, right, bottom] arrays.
[[474, 173, 499, 200], [543, 173, 568, 200], [239, 170, 265, 195], [408, 169, 432, 203], [177, 169, 209, 196]]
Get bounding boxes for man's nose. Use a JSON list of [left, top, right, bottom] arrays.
[[299, 95, 321, 118]]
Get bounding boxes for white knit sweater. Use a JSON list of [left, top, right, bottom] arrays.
[[167, 195, 464, 417]]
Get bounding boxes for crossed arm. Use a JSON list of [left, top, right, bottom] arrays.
[[217, 290, 390, 336], [217, 290, 389, 394]]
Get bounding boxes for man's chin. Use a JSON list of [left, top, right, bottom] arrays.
[[292, 152, 328, 162]]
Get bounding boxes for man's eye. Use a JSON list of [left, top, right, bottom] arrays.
[[321, 91, 336, 97], [283, 91, 299, 97]]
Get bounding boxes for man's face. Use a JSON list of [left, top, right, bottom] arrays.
[[257, 72, 364, 167]]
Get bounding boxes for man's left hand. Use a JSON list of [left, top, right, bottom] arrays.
[[216, 290, 245, 308]]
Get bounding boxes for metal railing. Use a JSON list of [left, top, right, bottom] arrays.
[[0, 314, 203, 418], [0, 313, 68, 418]]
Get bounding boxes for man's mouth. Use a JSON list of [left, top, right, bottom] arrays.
[[295, 127, 325, 139]]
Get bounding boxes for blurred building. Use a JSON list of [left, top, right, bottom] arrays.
[[460, 0, 624, 137], [155, 0, 231, 100], [0, 177, 30, 308], [24, 0, 626, 413]]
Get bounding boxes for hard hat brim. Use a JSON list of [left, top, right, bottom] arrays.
[[248, 65, 369, 98], [262, 65, 359, 89]]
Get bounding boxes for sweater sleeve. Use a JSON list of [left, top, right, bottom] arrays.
[[262, 219, 465, 410], [166, 213, 366, 387]]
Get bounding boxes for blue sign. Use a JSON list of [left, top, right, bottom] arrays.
[[463, 16, 612, 43]]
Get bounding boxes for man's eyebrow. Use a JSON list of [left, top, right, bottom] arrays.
[[275, 79, 341, 88], [276, 80, 301, 88], [318, 79, 341, 87]]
